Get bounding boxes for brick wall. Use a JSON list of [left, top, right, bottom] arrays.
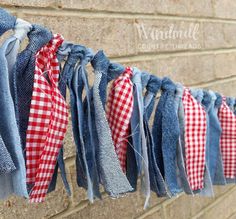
[[0, 1, 236, 218]]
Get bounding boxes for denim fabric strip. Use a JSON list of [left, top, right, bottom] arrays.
[[174, 83, 193, 195], [126, 70, 140, 190], [226, 97, 235, 111], [0, 8, 16, 36], [152, 91, 165, 178], [81, 57, 101, 200], [16, 25, 53, 151], [71, 49, 94, 201], [212, 93, 227, 185], [61, 46, 88, 190], [128, 67, 150, 208], [0, 19, 32, 175], [160, 78, 182, 196], [0, 9, 18, 175], [0, 135, 16, 174], [126, 135, 138, 191], [144, 75, 169, 197], [200, 91, 214, 196], [207, 91, 226, 185], [91, 50, 133, 197], [234, 99, 236, 115], [234, 98, 236, 115], [72, 46, 101, 201], [0, 24, 31, 199], [129, 68, 150, 175]]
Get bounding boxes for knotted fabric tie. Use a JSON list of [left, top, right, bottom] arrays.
[[218, 96, 236, 179], [182, 88, 207, 191], [25, 34, 69, 202], [106, 67, 134, 172]]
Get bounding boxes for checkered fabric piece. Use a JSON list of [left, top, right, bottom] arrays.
[[182, 88, 207, 191], [218, 96, 236, 179], [106, 67, 134, 172], [25, 34, 69, 202]]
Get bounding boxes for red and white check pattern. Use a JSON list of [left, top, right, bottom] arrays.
[[218, 96, 236, 179], [182, 88, 207, 191], [25, 34, 69, 202], [106, 67, 134, 172]]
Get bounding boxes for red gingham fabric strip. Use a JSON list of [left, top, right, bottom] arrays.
[[218, 96, 236, 179], [106, 67, 134, 172], [182, 88, 207, 191], [25, 34, 69, 202]]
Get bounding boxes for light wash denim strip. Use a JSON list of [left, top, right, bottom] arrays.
[[71, 46, 101, 201], [0, 18, 31, 199], [72, 54, 94, 202], [130, 68, 150, 175], [200, 91, 214, 196], [81, 56, 101, 200], [129, 67, 150, 208], [91, 50, 133, 197], [175, 83, 193, 195], [0, 9, 17, 174], [208, 91, 226, 185], [0, 136, 16, 174]]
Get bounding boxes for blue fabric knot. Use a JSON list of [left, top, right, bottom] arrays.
[[0, 8, 16, 36], [26, 24, 52, 53], [91, 50, 110, 107], [191, 88, 204, 103], [226, 97, 235, 110], [57, 41, 74, 62], [91, 50, 110, 74], [215, 92, 222, 109], [107, 63, 125, 82], [63, 45, 88, 84], [202, 91, 212, 112], [13, 19, 32, 42], [144, 75, 162, 120], [161, 77, 176, 94], [79, 47, 94, 66], [146, 75, 162, 94]]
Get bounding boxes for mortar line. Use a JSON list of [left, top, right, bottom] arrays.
[[48, 200, 90, 219], [189, 75, 236, 89], [191, 186, 236, 219], [111, 47, 236, 62], [48, 191, 110, 219], [135, 205, 162, 219], [226, 211, 236, 219], [2, 5, 236, 24], [135, 197, 172, 219]]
